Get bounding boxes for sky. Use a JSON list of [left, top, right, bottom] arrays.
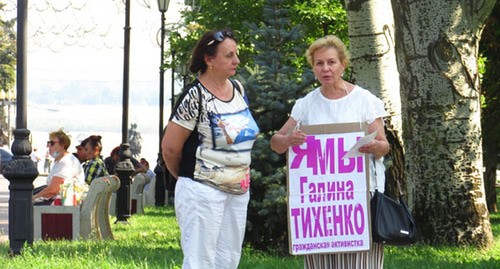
[[0, 0, 184, 165], [21, 0, 182, 83], [1, 0, 183, 84]]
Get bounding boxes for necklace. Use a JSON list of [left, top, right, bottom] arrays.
[[321, 81, 350, 100], [342, 81, 350, 96], [201, 76, 232, 100], [208, 78, 227, 91]]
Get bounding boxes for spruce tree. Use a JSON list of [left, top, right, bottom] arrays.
[[237, 0, 315, 253]]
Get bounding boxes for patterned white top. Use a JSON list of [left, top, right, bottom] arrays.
[[172, 79, 259, 194]]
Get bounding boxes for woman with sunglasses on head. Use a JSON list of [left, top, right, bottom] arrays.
[[162, 28, 259, 269], [33, 129, 85, 205]]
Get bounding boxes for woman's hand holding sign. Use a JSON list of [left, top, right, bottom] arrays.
[[288, 129, 307, 147], [360, 118, 390, 159], [271, 118, 307, 154]]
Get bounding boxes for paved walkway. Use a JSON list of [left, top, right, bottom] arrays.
[[0, 174, 46, 243]]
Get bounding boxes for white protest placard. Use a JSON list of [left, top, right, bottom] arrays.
[[287, 123, 371, 255]]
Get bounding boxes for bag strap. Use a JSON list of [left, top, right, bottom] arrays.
[[396, 180, 403, 197], [172, 78, 243, 125], [373, 158, 379, 191], [229, 78, 249, 105], [169, 80, 203, 123], [373, 158, 403, 197], [229, 78, 241, 93], [195, 84, 202, 124]]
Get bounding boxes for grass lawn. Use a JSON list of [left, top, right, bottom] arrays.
[[0, 204, 498, 268]]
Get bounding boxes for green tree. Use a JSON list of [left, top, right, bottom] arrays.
[[238, 0, 315, 253], [171, 0, 348, 252], [166, 0, 265, 85], [0, 2, 16, 146], [290, 0, 347, 40], [173, 0, 500, 250]]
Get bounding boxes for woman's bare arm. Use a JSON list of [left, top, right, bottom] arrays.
[[358, 118, 390, 159], [161, 121, 192, 179], [33, 176, 64, 200], [270, 117, 307, 154]]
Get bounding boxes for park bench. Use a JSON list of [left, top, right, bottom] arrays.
[[143, 174, 156, 207], [130, 173, 150, 214], [33, 175, 120, 241], [143, 175, 155, 207], [109, 173, 150, 215]]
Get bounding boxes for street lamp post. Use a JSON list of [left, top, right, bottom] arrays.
[[157, 0, 170, 150], [115, 0, 134, 224], [3, 0, 38, 255], [154, 0, 171, 207]]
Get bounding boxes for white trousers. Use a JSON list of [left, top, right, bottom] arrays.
[[175, 177, 250, 269]]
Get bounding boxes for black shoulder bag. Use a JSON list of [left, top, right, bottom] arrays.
[[371, 159, 418, 246]]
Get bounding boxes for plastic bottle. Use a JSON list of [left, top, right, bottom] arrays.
[[63, 184, 74, 206]]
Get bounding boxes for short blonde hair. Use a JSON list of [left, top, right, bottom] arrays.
[[49, 129, 71, 150], [305, 35, 350, 68]]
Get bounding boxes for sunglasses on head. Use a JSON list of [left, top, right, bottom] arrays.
[[47, 140, 59, 146], [207, 30, 233, 46]]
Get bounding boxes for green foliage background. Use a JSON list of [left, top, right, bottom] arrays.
[[3, 0, 496, 255], [0, 2, 16, 145], [166, 0, 347, 253], [0, 3, 15, 92]]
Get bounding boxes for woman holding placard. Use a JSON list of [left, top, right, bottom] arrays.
[[270, 35, 390, 268]]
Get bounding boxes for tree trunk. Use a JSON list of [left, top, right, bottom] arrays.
[[345, 0, 406, 200], [392, 0, 495, 247]]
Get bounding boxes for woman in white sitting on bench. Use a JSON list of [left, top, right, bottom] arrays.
[[33, 129, 85, 205]]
